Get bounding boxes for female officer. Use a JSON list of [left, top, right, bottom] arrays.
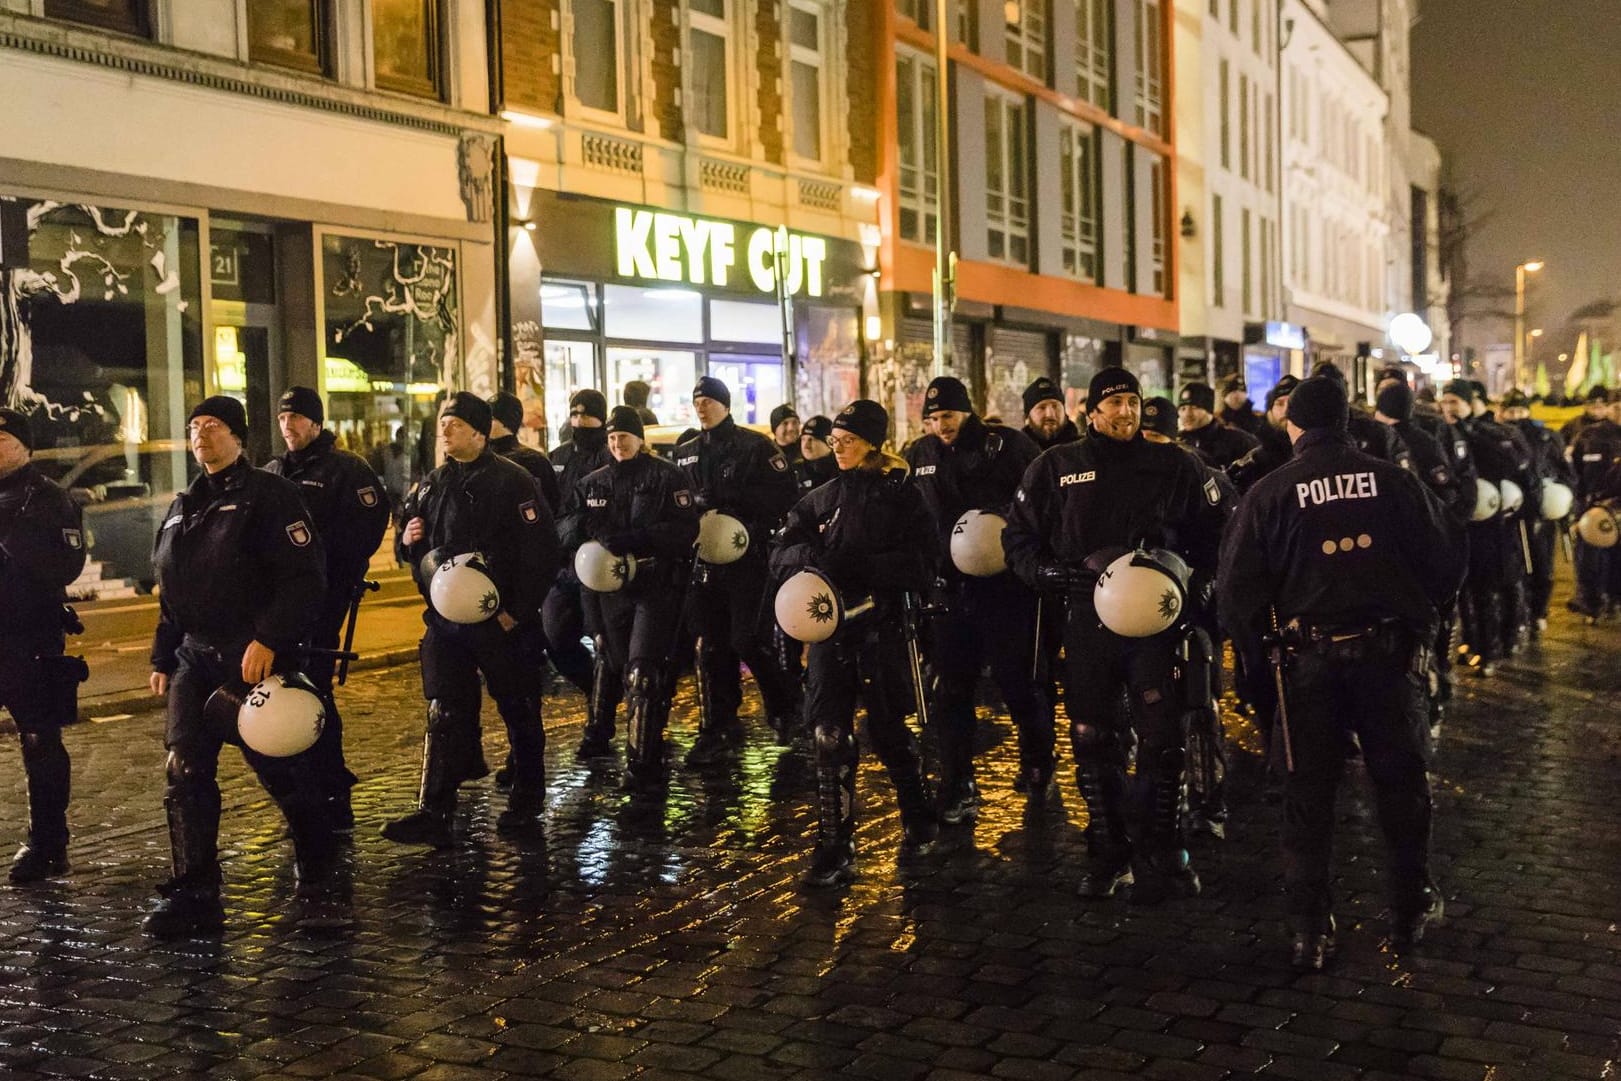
[[566, 407, 699, 791], [770, 400, 937, 887]]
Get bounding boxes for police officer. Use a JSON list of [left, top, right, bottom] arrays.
[[542, 389, 614, 704], [1217, 376, 1263, 437], [770, 404, 804, 468], [906, 376, 1049, 817], [1568, 392, 1621, 616], [1021, 377, 1080, 451], [674, 376, 801, 761], [1176, 382, 1260, 469], [1228, 375, 1299, 495], [794, 415, 838, 493], [1003, 368, 1228, 902], [1500, 388, 1577, 631], [263, 387, 390, 826], [771, 400, 937, 886], [1218, 376, 1463, 970], [1309, 362, 1412, 469], [385, 392, 560, 847], [489, 391, 560, 512], [144, 396, 327, 937], [1561, 386, 1612, 446], [0, 408, 87, 884], [566, 407, 699, 789]]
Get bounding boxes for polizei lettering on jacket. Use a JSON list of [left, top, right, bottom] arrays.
[[1296, 471, 1379, 508]]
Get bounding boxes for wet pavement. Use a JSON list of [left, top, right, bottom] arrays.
[[2, 602, 1620, 1080]]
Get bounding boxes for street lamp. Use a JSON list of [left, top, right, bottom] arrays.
[[1527, 327, 1544, 384], [1514, 260, 1545, 389]]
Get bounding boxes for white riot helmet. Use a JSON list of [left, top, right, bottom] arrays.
[[1576, 503, 1619, 548], [575, 539, 638, 592], [774, 569, 875, 643], [949, 510, 1008, 577], [429, 552, 501, 623], [696, 510, 750, 564], [1470, 477, 1502, 522], [205, 674, 326, 758], [1539, 480, 1575, 521], [1499, 478, 1525, 515], [1093, 547, 1191, 639]]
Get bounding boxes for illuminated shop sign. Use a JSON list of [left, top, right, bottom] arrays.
[[613, 207, 829, 298]]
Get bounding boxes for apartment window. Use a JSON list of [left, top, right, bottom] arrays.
[[1006, 0, 1048, 83], [897, 0, 926, 25], [896, 51, 939, 244], [45, 0, 149, 35], [1075, 0, 1111, 110], [1211, 194, 1224, 308], [1238, 74, 1249, 180], [1209, 0, 1218, 13], [1264, 93, 1274, 192], [571, 0, 623, 113], [984, 93, 1030, 266], [1251, 0, 1261, 54], [1228, 0, 1238, 34], [1241, 206, 1253, 315], [1058, 121, 1099, 281], [1259, 217, 1270, 315], [373, 0, 442, 98], [1132, 0, 1164, 135], [788, 3, 826, 161], [249, 0, 330, 74], [689, 0, 733, 140], [1147, 156, 1167, 296], [1218, 60, 1230, 169]]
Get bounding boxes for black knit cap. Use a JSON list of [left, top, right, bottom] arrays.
[[1220, 374, 1245, 395], [277, 385, 324, 425], [1286, 376, 1349, 431], [1141, 396, 1178, 437], [189, 395, 248, 442], [832, 399, 888, 448], [440, 390, 492, 437], [570, 388, 608, 423], [1500, 388, 1531, 409], [924, 376, 973, 416], [488, 392, 524, 433], [1376, 381, 1415, 422], [1587, 385, 1612, 404], [605, 405, 644, 439], [1440, 378, 1475, 402], [0, 407, 33, 451], [693, 376, 731, 408], [1177, 382, 1216, 413], [802, 415, 833, 443], [1265, 374, 1301, 411], [1022, 377, 1064, 416], [1469, 380, 1489, 402], [769, 403, 799, 429], [1310, 360, 1348, 388], [1086, 367, 1141, 411]]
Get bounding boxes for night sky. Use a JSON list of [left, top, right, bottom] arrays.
[[1411, 0, 1621, 355]]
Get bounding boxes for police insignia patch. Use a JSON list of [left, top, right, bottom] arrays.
[[63, 528, 82, 550], [675, 489, 693, 508], [1203, 477, 1221, 505], [358, 486, 379, 507], [287, 521, 312, 547], [520, 501, 539, 524], [770, 455, 788, 472]]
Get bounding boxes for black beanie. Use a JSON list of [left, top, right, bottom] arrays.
[[693, 376, 731, 408], [1501, 388, 1531, 410], [1310, 360, 1348, 388], [277, 385, 324, 426], [1220, 374, 1246, 395], [1469, 380, 1488, 402], [1141, 397, 1178, 437], [1022, 377, 1064, 416], [0, 407, 34, 451], [769, 403, 799, 430], [1177, 382, 1216, 413], [190, 395, 248, 442], [440, 390, 492, 437], [923, 376, 974, 417], [1376, 382, 1415, 422], [1440, 378, 1475, 402], [832, 399, 889, 448], [570, 388, 608, 423], [605, 405, 644, 439], [802, 415, 833, 443], [1265, 375, 1300, 411], [1286, 377, 1349, 431], [1087, 367, 1141, 411], [488, 391, 524, 433], [1587, 385, 1611, 404]]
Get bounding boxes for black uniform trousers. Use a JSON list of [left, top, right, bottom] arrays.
[[0, 635, 73, 852], [1525, 518, 1557, 622], [931, 573, 1052, 784], [690, 557, 797, 726], [584, 586, 684, 691], [301, 588, 361, 797], [1574, 538, 1612, 610], [541, 575, 595, 693], [1280, 634, 1432, 929], [419, 618, 545, 797], [1461, 520, 1513, 661]]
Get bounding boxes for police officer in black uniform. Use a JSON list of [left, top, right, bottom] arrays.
[[1500, 388, 1576, 631], [794, 415, 838, 493], [566, 406, 699, 788], [674, 376, 801, 761], [263, 387, 390, 826], [1176, 382, 1260, 469], [489, 391, 560, 512], [1569, 394, 1621, 615], [906, 376, 1050, 817], [1308, 362, 1412, 469], [144, 396, 327, 936], [1021, 377, 1080, 452], [770, 404, 804, 469], [1218, 376, 1464, 970], [0, 408, 87, 884], [771, 399, 938, 886], [1003, 368, 1228, 902], [1217, 376, 1264, 437], [542, 389, 614, 704], [1228, 375, 1299, 495], [385, 392, 560, 847]]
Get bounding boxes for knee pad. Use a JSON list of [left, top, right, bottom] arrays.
[[165, 746, 217, 789], [1155, 744, 1186, 780], [813, 723, 855, 758], [426, 698, 474, 735], [1072, 722, 1126, 768], [18, 729, 64, 756]]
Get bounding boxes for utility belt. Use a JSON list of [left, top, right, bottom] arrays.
[[1277, 617, 1417, 665]]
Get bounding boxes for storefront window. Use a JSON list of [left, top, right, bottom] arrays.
[[707, 356, 785, 427], [2, 196, 202, 590], [606, 348, 696, 427], [541, 338, 595, 450], [541, 278, 598, 332], [796, 305, 860, 419], [603, 284, 703, 343], [322, 233, 459, 483], [710, 298, 780, 344]]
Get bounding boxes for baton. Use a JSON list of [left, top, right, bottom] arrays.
[[1268, 606, 1295, 774], [1518, 519, 1534, 576], [337, 579, 380, 686], [1561, 526, 1575, 565], [1031, 595, 1043, 682], [902, 591, 931, 731]]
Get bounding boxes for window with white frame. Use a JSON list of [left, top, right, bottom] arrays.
[[1147, 155, 1167, 296], [1241, 206, 1253, 315], [1211, 193, 1225, 307], [1006, 0, 1048, 83], [1133, 0, 1164, 135], [1058, 119, 1099, 281], [1219, 59, 1230, 169], [689, 0, 733, 140], [896, 50, 939, 244], [1238, 73, 1249, 179], [787, 2, 826, 162], [571, 0, 623, 114], [1075, 0, 1111, 110], [984, 91, 1030, 266]]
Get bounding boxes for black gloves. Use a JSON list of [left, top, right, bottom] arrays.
[[819, 549, 866, 589], [603, 531, 647, 556], [1034, 562, 1085, 593]]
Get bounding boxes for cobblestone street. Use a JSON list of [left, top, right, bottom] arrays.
[[2, 606, 1619, 1081]]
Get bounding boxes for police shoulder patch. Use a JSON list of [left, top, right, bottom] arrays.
[[674, 489, 693, 508], [286, 521, 312, 547], [62, 528, 82, 550], [769, 454, 788, 472], [357, 485, 379, 507], [519, 500, 540, 524], [1203, 476, 1222, 505]]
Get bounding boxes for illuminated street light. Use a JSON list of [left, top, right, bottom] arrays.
[[1514, 260, 1545, 389]]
